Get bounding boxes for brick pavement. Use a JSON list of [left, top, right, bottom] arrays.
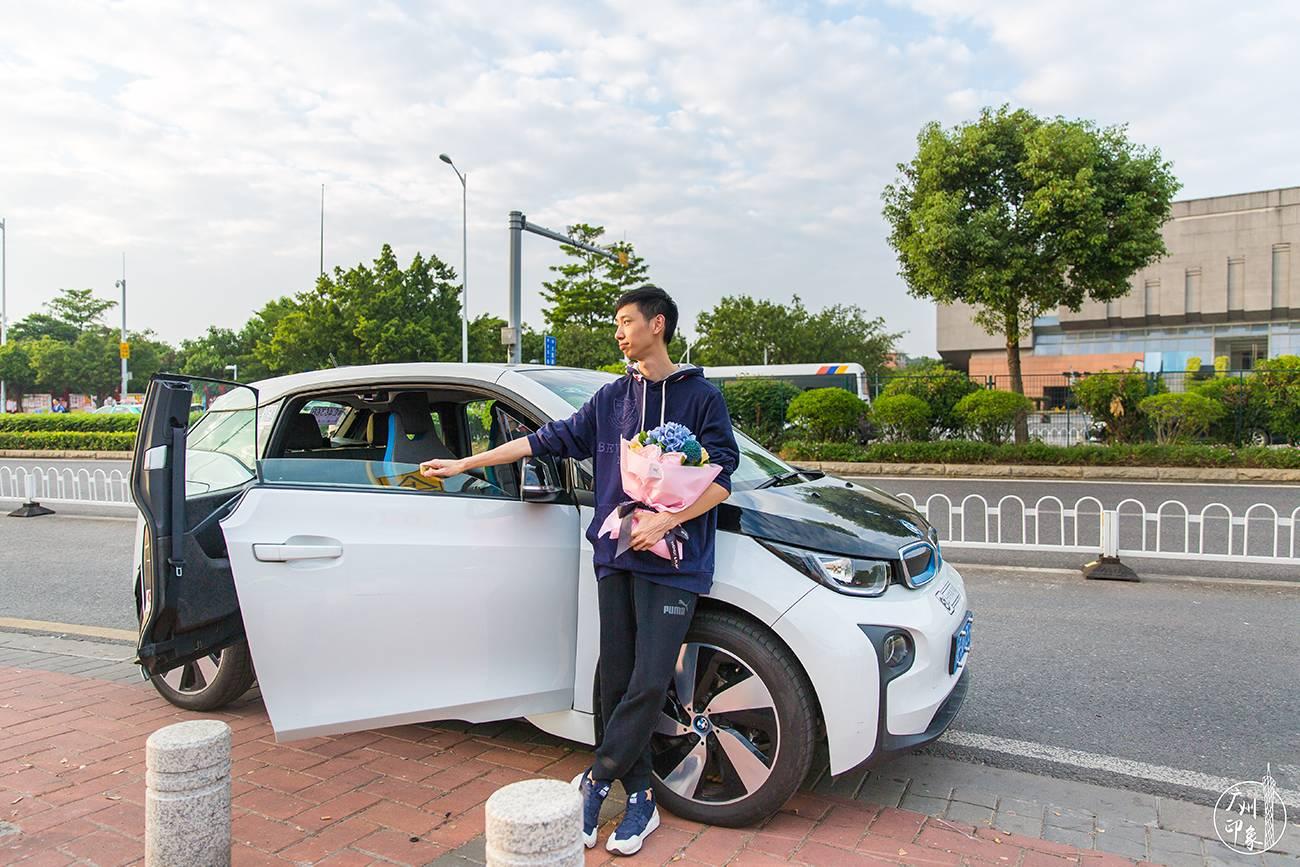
[[0, 660, 1165, 867]]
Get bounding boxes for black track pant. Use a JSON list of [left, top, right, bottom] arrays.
[[593, 570, 698, 793]]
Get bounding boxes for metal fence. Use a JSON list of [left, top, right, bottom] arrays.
[[0, 465, 134, 509], [3, 463, 1296, 567], [895, 491, 1300, 565]]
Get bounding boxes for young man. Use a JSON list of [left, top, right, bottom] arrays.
[[420, 285, 739, 855]]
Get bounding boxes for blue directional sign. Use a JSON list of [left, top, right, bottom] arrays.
[[544, 334, 557, 366]]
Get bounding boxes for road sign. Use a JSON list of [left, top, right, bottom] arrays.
[[544, 334, 557, 366], [119, 342, 130, 359]]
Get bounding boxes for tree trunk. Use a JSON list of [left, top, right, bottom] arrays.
[[1006, 331, 1029, 445]]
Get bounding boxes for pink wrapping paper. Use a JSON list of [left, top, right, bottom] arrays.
[[597, 437, 723, 561]]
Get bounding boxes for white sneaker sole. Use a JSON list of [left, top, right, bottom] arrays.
[[606, 807, 660, 856], [572, 771, 599, 849]]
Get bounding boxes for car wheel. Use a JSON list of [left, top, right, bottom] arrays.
[[150, 640, 256, 711], [650, 610, 818, 827], [1247, 428, 1270, 447]]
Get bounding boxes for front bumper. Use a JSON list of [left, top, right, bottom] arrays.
[[770, 560, 972, 775]]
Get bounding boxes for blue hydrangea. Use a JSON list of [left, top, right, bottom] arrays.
[[645, 421, 693, 453]]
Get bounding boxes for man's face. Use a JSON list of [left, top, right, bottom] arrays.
[[614, 304, 663, 360]]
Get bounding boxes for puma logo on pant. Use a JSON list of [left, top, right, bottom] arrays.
[[662, 600, 688, 616]]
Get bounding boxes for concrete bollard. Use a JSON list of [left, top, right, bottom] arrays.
[[485, 779, 584, 867], [145, 720, 232, 867]]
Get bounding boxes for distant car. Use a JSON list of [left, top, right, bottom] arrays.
[[130, 364, 972, 827], [92, 404, 143, 415]]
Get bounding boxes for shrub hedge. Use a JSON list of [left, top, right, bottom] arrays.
[[786, 387, 868, 442], [780, 438, 1300, 469], [0, 431, 137, 451], [954, 389, 1032, 445], [0, 413, 139, 432]]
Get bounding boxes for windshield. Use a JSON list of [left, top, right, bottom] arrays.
[[521, 368, 798, 491]]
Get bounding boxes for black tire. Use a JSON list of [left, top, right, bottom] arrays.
[[650, 609, 818, 827], [150, 640, 256, 711]]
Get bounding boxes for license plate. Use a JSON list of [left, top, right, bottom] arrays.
[[949, 611, 973, 675]]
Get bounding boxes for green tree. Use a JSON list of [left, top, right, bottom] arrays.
[[469, 314, 509, 363], [254, 245, 463, 374], [720, 379, 802, 448], [0, 341, 37, 406], [49, 289, 117, 332], [540, 224, 649, 330], [1072, 369, 1165, 443], [27, 337, 77, 396], [10, 288, 118, 343], [8, 313, 78, 343], [882, 105, 1180, 442], [693, 294, 898, 374]]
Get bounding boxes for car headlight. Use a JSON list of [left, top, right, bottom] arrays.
[[759, 539, 893, 597]]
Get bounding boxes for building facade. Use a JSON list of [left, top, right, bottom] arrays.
[[936, 186, 1300, 384]]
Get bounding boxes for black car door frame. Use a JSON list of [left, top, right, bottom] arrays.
[[133, 373, 259, 675]]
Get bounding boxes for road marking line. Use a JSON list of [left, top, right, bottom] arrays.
[[940, 729, 1300, 809], [0, 618, 135, 642]]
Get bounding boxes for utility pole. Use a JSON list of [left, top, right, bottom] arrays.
[[506, 211, 624, 365], [115, 255, 127, 402], [438, 154, 469, 363], [320, 184, 325, 277]]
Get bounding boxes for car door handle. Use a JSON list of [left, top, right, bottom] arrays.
[[253, 540, 343, 562]]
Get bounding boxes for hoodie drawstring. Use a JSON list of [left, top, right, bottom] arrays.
[[638, 371, 668, 433]]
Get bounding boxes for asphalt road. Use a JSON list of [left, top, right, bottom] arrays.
[[0, 511, 1296, 807]]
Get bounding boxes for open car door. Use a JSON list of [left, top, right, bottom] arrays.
[[132, 374, 259, 675]]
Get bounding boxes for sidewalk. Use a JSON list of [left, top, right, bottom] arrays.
[[0, 632, 1291, 867]]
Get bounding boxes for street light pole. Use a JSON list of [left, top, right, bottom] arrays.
[[0, 217, 7, 414], [438, 154, 468, 364], [115, 255, 127, 402]]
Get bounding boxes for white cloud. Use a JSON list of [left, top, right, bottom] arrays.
[[0, 0, 1296, 364]]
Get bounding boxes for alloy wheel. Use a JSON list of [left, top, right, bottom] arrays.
[[651, 642, 780, 806], [160, 651, 223, 695]]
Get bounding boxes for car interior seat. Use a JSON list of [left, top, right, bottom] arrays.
[[283, 412, 327, 453], [381, 392, 456, 466]]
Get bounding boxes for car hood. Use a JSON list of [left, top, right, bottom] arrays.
[[718, 474, 931, 560]]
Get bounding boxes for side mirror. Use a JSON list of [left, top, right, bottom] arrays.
[[522, 457, 563, 503]]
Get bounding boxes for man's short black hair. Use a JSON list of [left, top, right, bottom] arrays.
[[614, 284, 678, 345]]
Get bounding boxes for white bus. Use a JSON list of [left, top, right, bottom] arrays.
[[702, 362, 869, 402]]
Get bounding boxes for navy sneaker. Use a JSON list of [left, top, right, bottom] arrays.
[[606, 788, 660, 855], [571, 769, 611, 848]]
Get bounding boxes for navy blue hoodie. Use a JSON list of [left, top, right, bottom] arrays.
[[525, 363, 740, 594]]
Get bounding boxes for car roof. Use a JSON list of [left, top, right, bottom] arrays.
[[239, 362, 588, 405]]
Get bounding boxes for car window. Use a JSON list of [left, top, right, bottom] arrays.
[[521, 368, 797, 491], [260, 390, 511, 500], [184, 384, 260, 497], [464, 398, 495, 455]]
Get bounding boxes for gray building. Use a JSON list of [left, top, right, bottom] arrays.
[[937, 186, 1299, 381]]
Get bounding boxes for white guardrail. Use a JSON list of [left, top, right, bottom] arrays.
[[0, 465, 135, 509], [3, 464, 1297, 566], [896, 492, 1300, 565]]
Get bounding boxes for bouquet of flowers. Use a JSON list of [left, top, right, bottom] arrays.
[[597, 422, 722, 567]]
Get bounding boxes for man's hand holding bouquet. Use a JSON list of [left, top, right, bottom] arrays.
[[597, 421, 722, 567]]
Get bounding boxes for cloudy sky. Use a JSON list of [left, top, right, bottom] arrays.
[[1, 1, 1297, 359]]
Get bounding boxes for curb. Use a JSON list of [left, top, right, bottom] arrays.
[[793, 460, 1300, 484]]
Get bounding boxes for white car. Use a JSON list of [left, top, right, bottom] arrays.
[[130, 363, 972, 827]]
